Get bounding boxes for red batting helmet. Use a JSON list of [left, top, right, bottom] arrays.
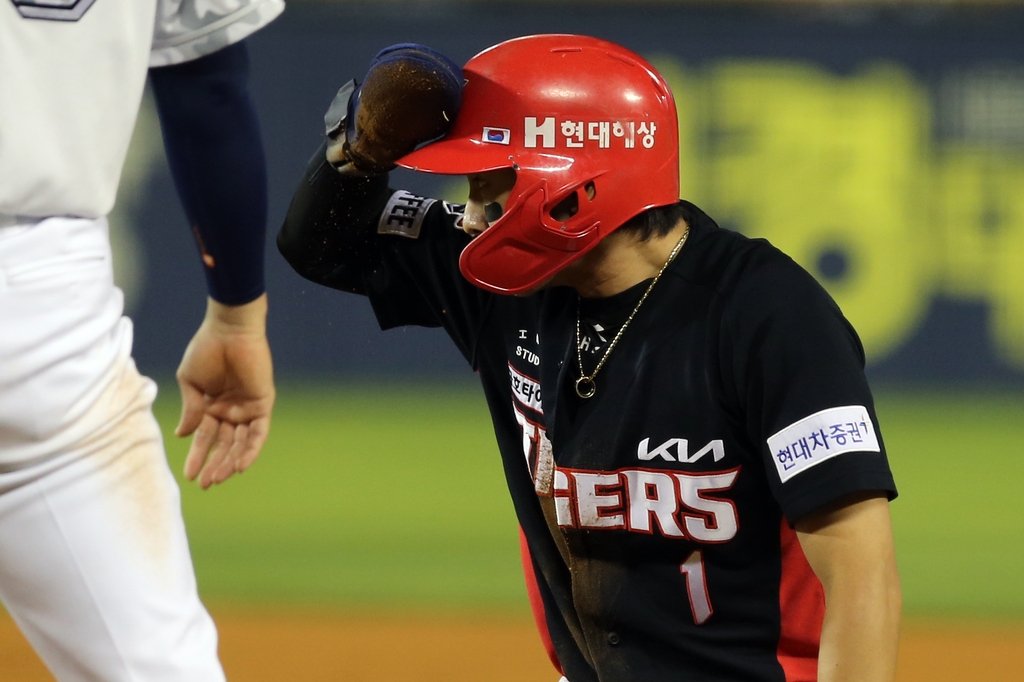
[[398, 34, 680, 294]]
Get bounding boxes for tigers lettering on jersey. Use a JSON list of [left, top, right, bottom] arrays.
[[553, 466, 741, 542], [513, 405, 554, 495]]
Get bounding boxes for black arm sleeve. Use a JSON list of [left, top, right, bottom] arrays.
[[277, 142, 392, 295], [149, 40, 267, 306], [277, 142, 494, 365]]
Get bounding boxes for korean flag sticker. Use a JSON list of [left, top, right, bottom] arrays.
[[482, 127, 511, 145]]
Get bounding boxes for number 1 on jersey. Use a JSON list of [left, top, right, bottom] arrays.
[[680, 550, 713, 625]]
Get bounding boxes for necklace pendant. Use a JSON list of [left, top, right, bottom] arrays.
[[570, 225, 688, 403], [575, 376, 596, 399]]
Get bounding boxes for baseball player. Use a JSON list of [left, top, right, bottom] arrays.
[[279, 36, 901, 681], [1, 0, 280, 679]]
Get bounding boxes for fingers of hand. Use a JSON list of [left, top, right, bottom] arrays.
[[185, 415, 270, 488], [211, 423, 249, 485], [184, 414, 219, 481], [175, 382, 207, 438], [236, 416, 270, 474], [197, 420, 235, 489]]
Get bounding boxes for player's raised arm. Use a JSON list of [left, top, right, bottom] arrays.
[[150, 41, 275, 489], [278, 44, 463, 293], [276, 144, 392, 293]]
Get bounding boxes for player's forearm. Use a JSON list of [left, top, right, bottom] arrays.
[[150, 41, 267, 306], [277, 142, 393, 292], [796, 493, 901, 682], [816, 560, 901, 681]]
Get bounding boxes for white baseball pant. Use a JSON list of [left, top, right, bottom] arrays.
[[0, 216, 224, 681]]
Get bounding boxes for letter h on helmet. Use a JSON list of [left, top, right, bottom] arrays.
[[398, 34, 680, 294]]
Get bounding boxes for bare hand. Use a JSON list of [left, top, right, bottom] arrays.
[[175, 294, 275, 489]]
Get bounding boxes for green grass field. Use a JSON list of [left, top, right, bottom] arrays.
[[154, 383, 1024, 619]]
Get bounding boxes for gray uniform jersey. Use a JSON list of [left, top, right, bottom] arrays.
[[0, 0, 284, 219]]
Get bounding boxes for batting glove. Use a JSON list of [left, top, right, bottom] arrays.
[[324, 43, 463, 174]]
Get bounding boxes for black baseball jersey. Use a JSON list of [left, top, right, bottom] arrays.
[[279, 153, 897, 682]]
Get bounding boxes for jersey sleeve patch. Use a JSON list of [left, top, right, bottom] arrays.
[[767, 405, 880, 483], [377, 190, 436, 239]]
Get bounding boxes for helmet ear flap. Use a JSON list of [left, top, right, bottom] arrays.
[[496, 177, 601, 250], [460, 176, 604, 293]]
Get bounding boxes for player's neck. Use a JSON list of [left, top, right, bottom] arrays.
[[562, 219, 690, 298]]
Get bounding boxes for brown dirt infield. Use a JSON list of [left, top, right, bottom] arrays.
[[1, 608, 1021, 680]]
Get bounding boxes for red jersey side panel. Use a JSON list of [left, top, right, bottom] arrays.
[[777, 519, 825, 681], [520, 527, 564, 676]]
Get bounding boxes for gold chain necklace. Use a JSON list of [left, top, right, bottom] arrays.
[[574, 225, 691, 399]]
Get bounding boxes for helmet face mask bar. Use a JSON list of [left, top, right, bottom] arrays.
[[398, 34, 680, 294]]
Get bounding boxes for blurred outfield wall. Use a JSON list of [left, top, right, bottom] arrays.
[[117, 1, 1024, 384]]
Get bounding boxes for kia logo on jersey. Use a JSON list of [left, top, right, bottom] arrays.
[[481, 127, 511, 144], [638, 438, 725, 464]]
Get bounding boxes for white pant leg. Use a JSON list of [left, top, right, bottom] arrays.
[[0, 217, 224, 681], [0, 216, 128, 465], [0, 363, 225, 681]]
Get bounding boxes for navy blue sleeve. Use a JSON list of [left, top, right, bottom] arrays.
[[149, 40, 267, 305]]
